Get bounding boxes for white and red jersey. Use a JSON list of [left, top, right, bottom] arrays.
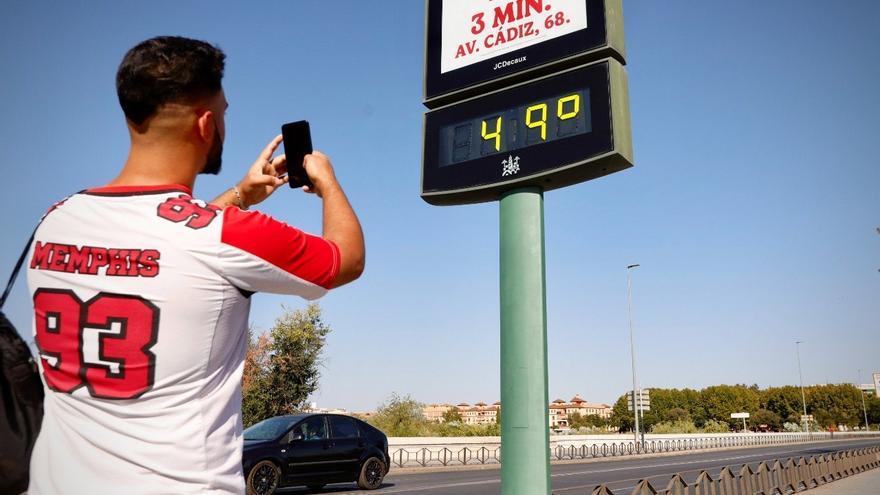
[[26, 184, 339, 495]]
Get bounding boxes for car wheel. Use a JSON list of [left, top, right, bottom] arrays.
[[247, 460, 280, 495], [307, 484, 326, 492], [357, 456, 386, 490]]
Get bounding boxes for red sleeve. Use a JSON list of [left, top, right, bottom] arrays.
[[220, 208, 340, 290]]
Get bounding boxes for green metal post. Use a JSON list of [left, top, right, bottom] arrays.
[[500, 187, 551, 495]]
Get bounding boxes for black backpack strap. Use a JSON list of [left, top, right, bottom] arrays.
[[0, 193, 77, 309], [0, 230, 36, 309]]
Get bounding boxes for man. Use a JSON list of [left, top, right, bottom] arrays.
[[26, 36, 364, 494]]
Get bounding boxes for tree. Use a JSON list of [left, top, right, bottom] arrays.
[[369, 393, 429, 437], [640, 409, 661, 432], [751, 409, 782, 431], [442, 407, 463, 423], [242, 328, 273, 427], [761, 386, 804, 424], [241, 304, 331, 427], [610, 395, 633, 432], [585, 414, 607, 428], [609, 383, 869, 432], [761, 384, 866, 429], [867, 396, 880, 428], [805, 384, 863, 428], [648, 388, 693, 423], [666, 408, 691, 422], [568, 412, 586, 429], [700, 385, 760, 429], [566, 412, 605, 430]]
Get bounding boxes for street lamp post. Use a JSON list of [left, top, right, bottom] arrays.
[[795, 341, 808, 433], [626, 263, 641, 450], [858, 369, 870, 431]]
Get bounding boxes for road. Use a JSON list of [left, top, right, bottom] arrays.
[[278, 437, 880, 494]]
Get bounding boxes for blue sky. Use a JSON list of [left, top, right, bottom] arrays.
[[1, 1, 878, 412]]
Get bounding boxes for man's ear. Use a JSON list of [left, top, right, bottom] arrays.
[[196, 109, 215, 144]]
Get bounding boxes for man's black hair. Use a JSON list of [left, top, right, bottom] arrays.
[[116, 36, 225, 125]]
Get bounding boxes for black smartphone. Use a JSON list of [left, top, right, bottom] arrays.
[[282, 120, 313, 188]]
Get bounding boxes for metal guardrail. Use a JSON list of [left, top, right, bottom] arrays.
[[392, 445, 502, 468], [587, 446, 880, 494], [390, 433, 880, 468]]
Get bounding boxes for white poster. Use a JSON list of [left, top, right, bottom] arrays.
[[441, 0, 588, 74], [873, 372, 880, 396]]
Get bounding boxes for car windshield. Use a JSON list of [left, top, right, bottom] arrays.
[[243, 416, 299, 441]]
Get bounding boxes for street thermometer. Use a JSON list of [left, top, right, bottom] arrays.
[[421, 2, 633, 493]]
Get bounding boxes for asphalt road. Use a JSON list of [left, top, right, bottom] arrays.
[[278, 437, 880, 495]]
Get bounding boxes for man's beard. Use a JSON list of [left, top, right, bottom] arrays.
[[201, 127, 223, 175]]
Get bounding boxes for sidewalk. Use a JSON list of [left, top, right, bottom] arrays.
[[803, 468, 880, 494]]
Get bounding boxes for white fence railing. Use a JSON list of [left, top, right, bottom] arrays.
[[388, 431, 880, 469]]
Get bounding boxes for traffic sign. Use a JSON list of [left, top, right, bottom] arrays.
[[731, 412, 750, 431], [627, 389, 650, 412], [424, 0, 626, 108], [422, 58, 632, 205]]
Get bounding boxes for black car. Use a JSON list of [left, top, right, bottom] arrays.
[[242, 413, 390, 494]]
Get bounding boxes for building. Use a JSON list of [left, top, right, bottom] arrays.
[[304, 404, 351, 415], [548, 396, 613, 428], [461, 402, 500, 425], [422, 395, 611, 428], [565, 394, 613, 419], [549, 399, 568, 428], [424, 402, 501, 425], [874, 372, 880, 397], [423, 403, 454, 423]]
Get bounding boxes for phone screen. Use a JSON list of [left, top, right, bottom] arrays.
[[282, 120, 313, 188]]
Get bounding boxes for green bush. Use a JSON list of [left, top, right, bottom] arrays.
[[433, 421, 500, 437], [650, 419, 729, 434], [700, 419, 730, 433], [367, 393, 430, 437], [365, 395, 502, 437], [650, 420, 698, 434], [783, 422, 802, 432]]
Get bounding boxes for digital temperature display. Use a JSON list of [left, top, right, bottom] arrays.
[[422, 58, 633, 206], [439, 90, 591, 167]]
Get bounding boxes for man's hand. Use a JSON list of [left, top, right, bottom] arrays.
[[211, 145, 364, 288], [301, 151, 341, 198], [209, 135, 289, 210], [237, 135, 289, 207]]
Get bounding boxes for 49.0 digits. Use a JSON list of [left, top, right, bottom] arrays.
[[481, 93, 581, 151], [442, 89, 591, 167]]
